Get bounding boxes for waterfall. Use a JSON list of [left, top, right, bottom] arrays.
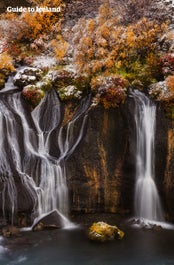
[[131, 89, 164, 223], [0, 89, 90, 227]]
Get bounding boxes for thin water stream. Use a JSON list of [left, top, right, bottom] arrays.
[[131, 90, 164, 225], [0, 88, 90, 228]]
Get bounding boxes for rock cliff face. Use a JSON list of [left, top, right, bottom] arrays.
[[0, 92, 173, 222], [67, 104, 134, 215], [66, 98, 174, 221], [163, 121, 174, 221]]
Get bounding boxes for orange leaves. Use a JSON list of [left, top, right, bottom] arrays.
[[0, 0, 66, 63], [86, 19, 96, 33], [51, 35, 69, 62], [98, 1, 114, 25], [100, 25, 110, 40], [81, 36, 93, 48], [0, 52, 15, 71], [100, 87, 126, 109], [91, 74, 128, 108], [166, 75, 174, 93], [73, 1, 167, 81], [124, 18, 166, 59], [21, 11, 60, 40], [125, 29, 135, 48], [91, 60, 103, 74], [28, 0, 63, 8]]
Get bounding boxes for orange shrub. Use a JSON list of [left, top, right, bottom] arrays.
[[72, 2, 167, 82], [51, 35, 69, 62], [0, 52, 15, 71], [166, 75, 174, 92]]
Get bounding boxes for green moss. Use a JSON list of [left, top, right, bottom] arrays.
[[57, 85, 82, 101], [88, 221, 124, 242], [74, 75, 91, 92]]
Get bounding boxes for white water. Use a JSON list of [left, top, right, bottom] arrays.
[[131, 90, 164, 223], [0, 88, 90, 228]]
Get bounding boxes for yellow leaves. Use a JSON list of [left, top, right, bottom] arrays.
[[120, 52, 127, 59], [124, 18, 166, 52], [73, 2, 167, 83], [96, 47, 107, 59], [146, 53, 159, 66], [82, 36, 93, 48], [166, 75, 174, 92], [87, 19, 96, 33], [22, 11, 59, 40], [96, 37, 108, 48], [100, 25, 110, 40], [98, 2, 113, 25], [0, 52, 15, 71], [1, 0, 65, 42], [91, 60, 103, 73], [125, 29, 135, 47], [115, 60, 122, 69], [86, 48, 95, 60], [105, 58, 114, 69], [51, 35, 69, 62], [28, 0, 63, 7]]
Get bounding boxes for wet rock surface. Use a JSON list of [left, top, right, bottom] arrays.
[[32, 210, 63, 231]]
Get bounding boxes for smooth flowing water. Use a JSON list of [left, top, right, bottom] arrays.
[[0, 88, 90, 227], [131, 90, 164, 223], [0, 222, 174, 265]]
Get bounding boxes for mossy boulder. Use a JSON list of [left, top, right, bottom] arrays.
[[52, 69, 89, 99], [149, 77, 174, 119], [57, 85, 82, 101], [13, 67, 43, 88], [22, 84, 45, 107], [149, 77, 174, 102], [53, 69, 75, 89], [131, 79, 144, 90], [88, 221, 124, 242], [32, 210, 63, 231], [90, 74, 128, 108]]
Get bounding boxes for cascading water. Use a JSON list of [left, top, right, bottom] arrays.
[[131, 89, 164, 223], [0, 87, 90, 228]]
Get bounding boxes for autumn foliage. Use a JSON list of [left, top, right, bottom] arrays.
[[70, 2, 169, 108], [166, 75, 174, 93], [90, 74, 128, 108], [0, 1, 173, 110], [0, 52, 15, 72], [72, 3, 167, 88], [0, 0, 67, 63]]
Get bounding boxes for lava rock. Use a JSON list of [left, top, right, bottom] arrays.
[[2, 225, 20, 238], [32, 210, 63, 231]]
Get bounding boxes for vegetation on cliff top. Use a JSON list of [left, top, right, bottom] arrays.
[[0, 0, 173, 112]]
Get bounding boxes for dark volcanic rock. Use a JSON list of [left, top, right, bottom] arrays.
[[66, 94, 174, 222], [67, 102, 135, 215], [32, 210, 63, 231]]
